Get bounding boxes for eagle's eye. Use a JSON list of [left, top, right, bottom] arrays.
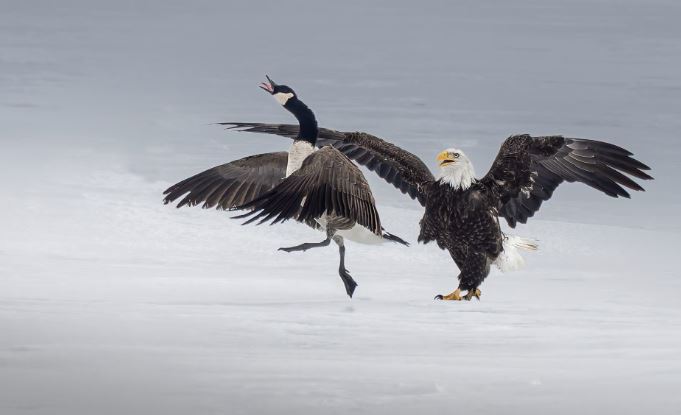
[[453, 153, 460, 158]]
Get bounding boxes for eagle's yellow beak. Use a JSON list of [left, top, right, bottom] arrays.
[[437, 150, 456, 166]]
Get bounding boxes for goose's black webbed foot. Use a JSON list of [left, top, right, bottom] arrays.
[[339, 266, 357, 298]]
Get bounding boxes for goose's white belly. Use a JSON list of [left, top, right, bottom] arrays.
[[334, 223, 384, 245], [315, 215, 384, 245]]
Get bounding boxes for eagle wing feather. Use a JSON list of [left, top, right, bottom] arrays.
[[481, 134, 653, 227]]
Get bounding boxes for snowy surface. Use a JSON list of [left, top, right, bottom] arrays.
[[2, 1, 680, 414]]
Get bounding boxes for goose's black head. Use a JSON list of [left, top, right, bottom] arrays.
[[259, 75, 317, 142], [259, 75, 298, 107]]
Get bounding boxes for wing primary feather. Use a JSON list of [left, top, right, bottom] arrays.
[[485, 135, 651, 227]]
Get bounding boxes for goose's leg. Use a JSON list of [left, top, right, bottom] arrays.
[[333, 235, 358, 298], [278, 237, 331, 252]]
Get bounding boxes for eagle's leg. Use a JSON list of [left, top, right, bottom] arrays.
[[333, 234, 358, 298], [436, 251, 487, 301], [278, 237, 331, 253], [434, 288, 462, 301]]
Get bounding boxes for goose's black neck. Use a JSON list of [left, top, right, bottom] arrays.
[[284, 98, 318, 144]]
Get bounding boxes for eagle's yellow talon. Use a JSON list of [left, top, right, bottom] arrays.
[[462, 288, 482, 301], [435, 288, 462, 301]]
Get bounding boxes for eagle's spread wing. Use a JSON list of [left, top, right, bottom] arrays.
[[234, 146, 382, 235], [481, 134, 653, 227], [219, 123, 435, 205], [163, 152, 287, 210]]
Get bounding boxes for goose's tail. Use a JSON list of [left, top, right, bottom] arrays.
[[382, 230, 409, 247]]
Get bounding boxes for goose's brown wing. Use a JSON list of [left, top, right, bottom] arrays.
[[220, 123, 435, 205], [234, 146, 382, 235], [163, 152, 287, 210]]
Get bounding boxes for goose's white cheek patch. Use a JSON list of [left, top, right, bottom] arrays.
[[273, 92, 294, 105]]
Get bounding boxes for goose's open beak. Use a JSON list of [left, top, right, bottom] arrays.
[[259, 75, 277, 93]]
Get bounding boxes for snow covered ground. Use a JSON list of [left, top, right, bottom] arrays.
[[2, 1, 680, 414]]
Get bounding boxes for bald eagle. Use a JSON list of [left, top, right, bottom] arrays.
[[220, 123, 652, 300]]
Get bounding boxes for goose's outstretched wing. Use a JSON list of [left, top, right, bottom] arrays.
[[219, 122, 435, 205], [163, 152, 287, 210], [234, 146, 382, 235], [481, 134, 653, 227]]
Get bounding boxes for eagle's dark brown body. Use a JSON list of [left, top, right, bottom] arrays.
[[418, 181, 503, 291]]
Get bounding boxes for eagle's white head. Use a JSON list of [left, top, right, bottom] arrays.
[[436, 148, 476, 190]]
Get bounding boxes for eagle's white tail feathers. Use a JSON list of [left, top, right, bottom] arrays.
[[494, 235, 538, 273], [508, 235, 539, 252]]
